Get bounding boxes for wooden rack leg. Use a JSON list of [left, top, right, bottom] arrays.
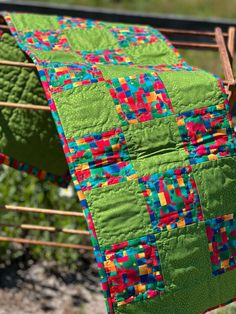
[[215, 27, 235, 85], [215, 27, 236, 108], [227, 27, 235, 68], [226, 27, 236, 110]]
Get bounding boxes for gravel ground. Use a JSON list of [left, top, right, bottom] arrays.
[[0, 257, 106, 314]]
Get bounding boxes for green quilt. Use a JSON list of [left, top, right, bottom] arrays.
[[4, 12, 236, 313], [0, 31, 70, 186]]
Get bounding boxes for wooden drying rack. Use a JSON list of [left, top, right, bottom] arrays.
[[0, 17, 236, 251]]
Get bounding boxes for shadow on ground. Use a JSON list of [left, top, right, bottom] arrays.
[[0, 254, 106, 314]]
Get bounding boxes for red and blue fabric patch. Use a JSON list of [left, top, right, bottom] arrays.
[[206, 213, 236, 276], [109, 26, 161, 48], [102, 234, 165, 308], [57, 16, 104, 29], [66, 128, 136, 190], [176, 103, 236, 164], [139, 166, 203, 232], [106, 72, 173, 125], [38, 61, 104, 93], [18, 30, 71, 51], [78, 49, 133, 65]]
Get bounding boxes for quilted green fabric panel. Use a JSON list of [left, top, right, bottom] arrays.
[[53, 82, 120, 138], [122, 116, 189, 176], [4, 12, 236, 313], [0, 32, 70, 185]]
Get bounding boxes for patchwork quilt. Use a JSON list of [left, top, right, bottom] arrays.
[[0, 31, 70, 186], [3, 12, 236, 313]]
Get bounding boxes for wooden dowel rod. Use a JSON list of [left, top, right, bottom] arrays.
[[227, 27, 235, 68], [173, 41, 218, 49], [215, 27, 235, 85], [0, 204, 84, 218], [0, 236, 93, 250], [0, 60, 36, 68], [159, 28, 228, 37], [0, 101, 50, 111], [0, 25, 10, 31], [0, 222, 89, 236]]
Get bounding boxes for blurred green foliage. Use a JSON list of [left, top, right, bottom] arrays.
[[29, 0, 236, 19]]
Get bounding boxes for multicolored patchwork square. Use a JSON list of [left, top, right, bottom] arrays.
[[18, 30, 71, 51], [57, 16, 103, 29], [110, 26, 161, 48], [139, 166, 203, 232], [107, 72, 173, 124], [206, 213, 236, 276], [38, 61, 104, 93], [78, 49, 133, 65], [176, 104, 236, 164], [103, 234, 165, 307], [66, 128, 136, 190]]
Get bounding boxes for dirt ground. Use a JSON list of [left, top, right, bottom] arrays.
[[0, 257, 235, 314], [0, 257, 106, 314]]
